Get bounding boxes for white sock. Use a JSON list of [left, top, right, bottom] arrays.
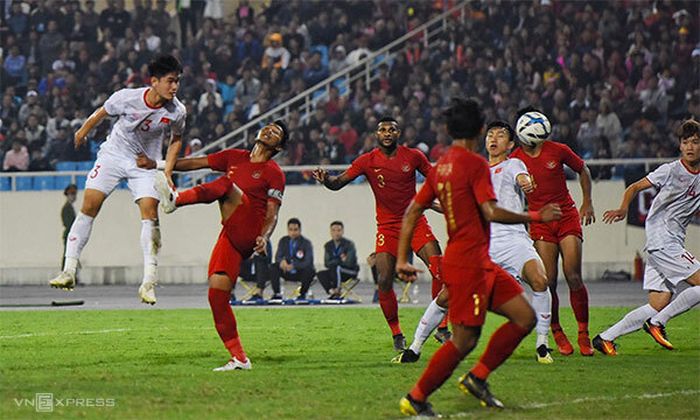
[[409, 298, 446, 355], [140, 219, 160, 283], [63, 212, 94, 274], [600, 304, 657, 341], [651, 286, 700, 326], [531, 290, 552, 346]]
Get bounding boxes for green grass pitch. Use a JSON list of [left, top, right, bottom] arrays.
[[1, 307, 698, 419]]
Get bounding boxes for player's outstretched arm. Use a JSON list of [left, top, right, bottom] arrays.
[[312, 168, 354, 191], [480, 200, 562, 224], [74, 107, 108, 149], [602, 177, 653, 224], [255, 201, 281, 255], [136, 155, 210, 172], [577, 164, 596, 225], [395, 200, 426, 282]]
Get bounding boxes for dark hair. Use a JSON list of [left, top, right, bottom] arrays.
[[273, 119, 289, 149], [63, 184, 77, 195], [442, 97, 484, 139], [377, 116, 399, 126], [514, 106, 542, 123], [486, 120, 515, 142], [330, 220, 344, 228], [678, 119, 700, 141], [287, 217, 301, 228], [148, 54, 183, 78]]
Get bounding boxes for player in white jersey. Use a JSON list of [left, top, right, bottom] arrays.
[[594, 119, 700, 354], [393, 121, 554, 364], [49, 54, 187, 305]]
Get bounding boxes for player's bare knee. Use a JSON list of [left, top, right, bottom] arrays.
[[528, 275, 548, 292], [436, 289, 449, 307], [519, 308, 537, 332], [563, 271, 584, 289], [451, 326, 480, 355], [686, 270, 700, 286]]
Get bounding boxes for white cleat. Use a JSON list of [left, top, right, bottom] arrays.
[[213, 357, 252, 371], [138, 280, 157, 305], [155, 172, 178, 214], [49, 271, 76, 291]]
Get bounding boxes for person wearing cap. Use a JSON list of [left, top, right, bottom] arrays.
[[261, 32, 290, 71], [186, 138, 203, 156], [61, 184, 78, 272], [329, 45, 349, 74]]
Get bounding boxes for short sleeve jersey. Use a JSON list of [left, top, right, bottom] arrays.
[[345, 145, 432, 226], [101, 87, 186, 159], [644, 160, 700, 250], [414, 146, 496, 266], [489, 158, 530, 239], [207, 149, 286, 222], [511, 141, 584, 211]]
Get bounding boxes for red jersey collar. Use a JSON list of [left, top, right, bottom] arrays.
[[680, 158, 700, 174], [143, 88, 164, 109]]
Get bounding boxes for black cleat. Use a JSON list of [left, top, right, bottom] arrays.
[[458, 372, 505, 409], [393, 334, 407, 351], [434, 327, 452, 344], [592, 334, 618, 356], [399, 394, 437, 417], [392, 349, 420, 364]]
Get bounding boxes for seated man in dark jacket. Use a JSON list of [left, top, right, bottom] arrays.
[[317, 221, 359, 299], [270, 218, 315, 300]]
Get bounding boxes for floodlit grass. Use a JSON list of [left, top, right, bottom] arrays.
[[1, 307, 698, 419]]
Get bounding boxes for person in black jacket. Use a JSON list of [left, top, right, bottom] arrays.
[[317, 221, 359, 299], [270, 218, 315, 300]]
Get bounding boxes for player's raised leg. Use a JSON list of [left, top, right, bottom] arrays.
[[50, 189, 107, 290], [375, 252, 405, 351], [645, 270, 700, 350], [521, 258, 553, 363], [559, 235, 593, 355], [136, 196, 161, 305]]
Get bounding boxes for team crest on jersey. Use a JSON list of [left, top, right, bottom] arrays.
[[495, 167, 503, 174], [160, 117, 171, 125], [402, 164, 410, 172], [546, 161, 557, 169], [252, 171, 262, 179]]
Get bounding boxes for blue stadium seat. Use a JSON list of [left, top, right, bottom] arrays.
[[33, 176, 56, 190], [332, 77, 349, 96], [0, 177, 10, 191], [177, 174, 192, 188], [310, 45, 329, 68], [89, 141, 101, 160], [76, 176, 86, 190], [205, 174, 218, 183], [56, 161, 79, 171], [54, 175, 73, 190], [16, 177, 33, 191], [76, 161, 95, 171]]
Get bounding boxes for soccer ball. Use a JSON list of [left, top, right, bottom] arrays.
[[516, 111, 551, 146]]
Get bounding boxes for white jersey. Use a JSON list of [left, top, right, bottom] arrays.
[[644, 160, 700, 251], [489, 158, 530, 239], [100, 87, 186, 160]]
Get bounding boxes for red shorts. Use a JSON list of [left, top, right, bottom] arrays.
[[442, 260, 524, 327], [208, 231, 245, 282], [375, 216, 437, 257], [208, 201, 261, 281], [529, 206, 582, 244]]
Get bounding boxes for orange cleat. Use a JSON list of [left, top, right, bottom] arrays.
[[578, 331, 594, 356], [643, 319, 674, 350], [552, 328, 574, 356], [592, 334, 618, 356]]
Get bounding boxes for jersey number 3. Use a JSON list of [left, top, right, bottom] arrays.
[[140, 119, 152, 132]]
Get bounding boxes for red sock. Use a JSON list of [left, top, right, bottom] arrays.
[[470, 322, 529, 381], [378, 289, 401, 335], [569, 285, 590, 332], [208, 288, 247, 361], [176, 176, 232, 207], [409, 340, 462, 402], [550, 282, 560, 330]]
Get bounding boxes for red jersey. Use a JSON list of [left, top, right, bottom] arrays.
[[414, 146, 496, 266], [510, 141, 584, 211], [345, 145, 432, 226], [208, 149, 286, 223]]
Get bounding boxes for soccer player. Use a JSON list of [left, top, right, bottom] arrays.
[[394, 120, 554, 365], [312, 117, 446, 351], [49, 54, 186, 305], [511, 107, 596, 356], [396, 99, 561, 416], [594, 119, 700, 354], [145, 121, 287, 370]]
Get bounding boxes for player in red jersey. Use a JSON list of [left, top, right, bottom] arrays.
[[396, 99, 561, 416], [510, 107, 596, 356], [139, 121, 287, 371], [312, 117, 447, 351]]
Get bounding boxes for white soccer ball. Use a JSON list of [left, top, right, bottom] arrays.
[[516, 111, 551, 146]]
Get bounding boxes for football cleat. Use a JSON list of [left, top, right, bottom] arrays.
[[458, 372, 505, 409], [155, 171, 178, 214], [268, 294, 284, 304], [643, 319, 674, 350], [578, 331, 594, 356], [434, 327, 452, 344], [391, 349, 420, 364], [552, 328, 574, 356], [592, 334, 617, 356], [399, 394, 437, 417], [536, 344, 554, 364], [213, 357, 252, 371], [393, 334, 407, 351], [243, 294, 264, 304], [49, 271, 76, 291], [138, 280, 157, 305]]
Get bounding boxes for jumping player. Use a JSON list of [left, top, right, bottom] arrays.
[[49, 54, 186, 305], [397, 99, 561, 416], [594, 119, 700, 354], [394, 120, 554, 365], [511, 107, 596, 356], [312, 117, 446, 351], [144, 121, 287, 370]]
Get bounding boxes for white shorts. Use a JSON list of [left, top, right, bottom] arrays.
[[489, 234, 542, 282], [643, 245, 700, 293], [84, 150, 158, 201]]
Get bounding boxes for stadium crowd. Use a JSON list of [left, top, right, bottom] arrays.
[[2, 0, 699, 182]]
